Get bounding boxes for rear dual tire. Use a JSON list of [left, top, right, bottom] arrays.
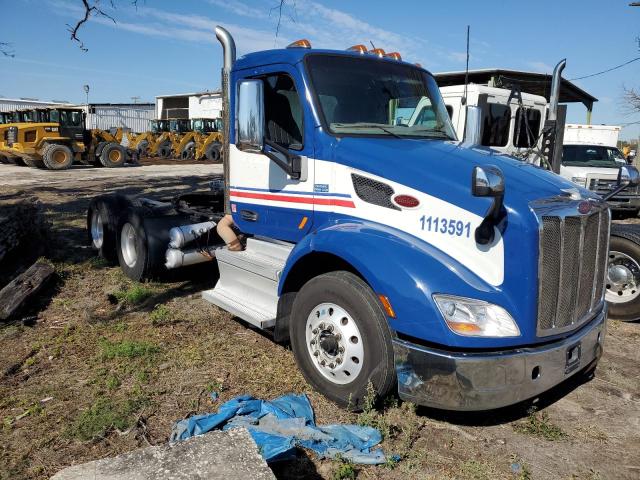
[[87, 195, 130, 263], [116, 208, 166, 281], [289, 271, 396, 410]]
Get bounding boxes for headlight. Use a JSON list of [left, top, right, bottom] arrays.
[[571, 176, 587, 187], [433, 294, 520, 337]]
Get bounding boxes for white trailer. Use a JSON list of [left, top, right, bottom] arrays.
[[564, 124, 621, 147]]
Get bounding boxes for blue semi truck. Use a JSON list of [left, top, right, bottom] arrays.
[[87, 27, 639, 410]]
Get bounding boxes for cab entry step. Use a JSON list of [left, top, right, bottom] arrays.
[[202, 237, 294, 329]]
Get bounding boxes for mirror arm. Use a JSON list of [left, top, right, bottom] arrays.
[[475, 195, 504, 245], [263, 138, 301, 180], [602, 182, 630, 202]]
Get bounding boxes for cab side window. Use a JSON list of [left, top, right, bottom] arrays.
[[263, 74, 303, 150]]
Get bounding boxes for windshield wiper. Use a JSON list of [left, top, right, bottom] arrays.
[[331, 123, 403, 139], [407, 128, 455, 140]]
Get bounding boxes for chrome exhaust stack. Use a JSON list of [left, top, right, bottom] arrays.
[[215, 26, 236, 214], [543, 59, 567, 173]]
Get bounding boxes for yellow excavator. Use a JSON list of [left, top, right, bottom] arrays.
[[3, 107, 127, 169]]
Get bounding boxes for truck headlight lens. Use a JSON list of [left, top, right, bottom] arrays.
[[433, 294, 520, 337], [571, 176, 587, 187]]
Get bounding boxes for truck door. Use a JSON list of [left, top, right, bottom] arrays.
[[230, 69, 315, 242]]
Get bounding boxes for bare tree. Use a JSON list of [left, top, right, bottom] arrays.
[[623, 37, 640, 114], [0, 42, 15, 58], [68, 0, 141, 51]]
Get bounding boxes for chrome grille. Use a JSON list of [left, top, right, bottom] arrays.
[[536, 201, 610, 337], [589, 177, 640, 197]]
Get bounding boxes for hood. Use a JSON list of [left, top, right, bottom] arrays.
[[331, 137, 597, 218]]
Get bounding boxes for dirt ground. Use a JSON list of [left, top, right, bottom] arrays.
[[0, 161, 639, 480]]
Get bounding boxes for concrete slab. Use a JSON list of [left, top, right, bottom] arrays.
[[50, 428, 275, 480]]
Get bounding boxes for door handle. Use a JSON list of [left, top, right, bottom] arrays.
[[240, 209, 258, 222]]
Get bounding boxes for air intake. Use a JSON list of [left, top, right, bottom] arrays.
[[351, 174, 399, 210]]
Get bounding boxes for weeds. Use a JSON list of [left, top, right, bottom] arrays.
[[332, 456, 357, 480], [67, 396, 147, 441], [113, 284, 153, 305], [513, 408, 567, 441], [99, 339, 159, 360], [150, 304, 172, 325], [356, 381, 397, 440], [105, 375, 121, 390]]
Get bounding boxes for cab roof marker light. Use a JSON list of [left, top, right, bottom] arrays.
[[287, 39, 312, 49], [385, 52, 402, 61], [414, 63, 422, 68], [348, 44, 368, 54], [369, 48, 386, 57]]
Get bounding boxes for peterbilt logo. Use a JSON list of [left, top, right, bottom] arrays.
[[578, 201, 593, 214]]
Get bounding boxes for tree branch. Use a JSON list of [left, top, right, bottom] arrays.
[[0, 42, 15, 58]]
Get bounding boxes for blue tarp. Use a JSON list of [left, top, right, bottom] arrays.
[[170, 393, 392, 464]]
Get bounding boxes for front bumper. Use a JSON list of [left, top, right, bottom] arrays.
[[393, 307, 606, 411], [605, 196, 640, 211]]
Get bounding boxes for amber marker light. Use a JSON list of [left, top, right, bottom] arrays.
[[385, 52, 402, 61], [348, 44, 368, 54], [378, 294, 396, 318], [287, 39, 312, 49]]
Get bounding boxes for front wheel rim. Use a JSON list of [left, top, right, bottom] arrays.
[[305, 302, 364, 385], [91, 210, 103, 249], [120, 223, 138, 268], [606, 250, 640, 304]]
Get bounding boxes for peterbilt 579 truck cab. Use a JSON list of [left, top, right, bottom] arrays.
[[87, 27, 640, 411]]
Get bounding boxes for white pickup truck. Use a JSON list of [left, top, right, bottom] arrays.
[[559, 124, 640, 217]]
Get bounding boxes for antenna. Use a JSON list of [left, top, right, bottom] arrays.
[[462, 25, 470, 106]]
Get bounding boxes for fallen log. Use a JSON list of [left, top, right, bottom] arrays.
[[0, 261, 55, 321]]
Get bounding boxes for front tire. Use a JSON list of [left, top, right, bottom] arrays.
[[289, 271, 396, 410], [42, 143, 74, 170], [100, 142, 127, 168], [607, 232, 640, 322]]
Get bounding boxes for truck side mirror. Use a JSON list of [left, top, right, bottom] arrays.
[[472, 165, 505, 197], [618, 165, 640, 187], [472, 165, 505, 245], [237, 79, 264, 152], [602, 165, 640, 202]]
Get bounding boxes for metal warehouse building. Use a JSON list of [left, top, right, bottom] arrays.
[[156, 91, 222, 120], [83, 103, 155, 133], [0, 98, 155, 133]]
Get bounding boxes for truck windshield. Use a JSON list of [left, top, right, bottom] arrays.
[[563, 145, 626, 168], [306, 55, 456, 140]]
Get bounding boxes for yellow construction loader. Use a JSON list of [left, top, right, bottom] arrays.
[[3, 107, 127, 170], [193, 118, 223, 162]]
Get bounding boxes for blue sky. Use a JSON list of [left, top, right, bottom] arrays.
[[1, 0, 640, 139]]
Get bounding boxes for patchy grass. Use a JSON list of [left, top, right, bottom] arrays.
[[150, 304, 172, 326], [513, 408, 567, 441], [66, 396, 147, 441], [99, 339, 160, 360], [459, 460, 495, 480], [113, 284, 154, 305]]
